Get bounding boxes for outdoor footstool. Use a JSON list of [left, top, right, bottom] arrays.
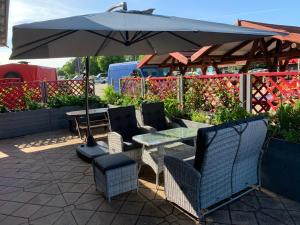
[[92, 153, 138, 201]]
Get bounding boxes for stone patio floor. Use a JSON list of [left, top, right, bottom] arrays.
[[0, 130, 299, 225]]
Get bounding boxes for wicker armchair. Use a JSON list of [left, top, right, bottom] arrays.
[[107, 106, 155, 162], [140, 102, 180, 131], [164, 117, 268, 220]]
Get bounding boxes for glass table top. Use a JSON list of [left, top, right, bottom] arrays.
[[133, 127, 198, 147]]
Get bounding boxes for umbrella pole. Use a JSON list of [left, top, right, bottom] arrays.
[[85, 56, 97, 147]]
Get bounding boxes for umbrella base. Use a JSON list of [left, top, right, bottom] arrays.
[[76, 141, 108, 163]]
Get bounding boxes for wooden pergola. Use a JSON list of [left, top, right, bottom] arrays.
[[139, 20, 300, 74]]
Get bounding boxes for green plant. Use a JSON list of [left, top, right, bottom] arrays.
[[212, 103, 250, 125], [190, 110, 208, 123], [47, 95, 102, 108], [0, 104, 8, 113], [268, 101, 300, 143], [164, 98, 183, 118], [102, 86, 122, 105]]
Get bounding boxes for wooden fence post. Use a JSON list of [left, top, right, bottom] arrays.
[[246, 73, 253, 113], [177, 75, 184, 107], [141, 77, 145, 98], [239, 73, 247, 110], [118, 79, 122, 94], [40, 81, 48, 103]]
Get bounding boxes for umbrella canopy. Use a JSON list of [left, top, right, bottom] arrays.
[[10, 6, 281, 59]]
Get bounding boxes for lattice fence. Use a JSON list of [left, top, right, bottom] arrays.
[[120, 78, 142, 97], [0, 81, 42, 111], [0, 80, 95, 111], [146, 77, 178, 99], [184, 74, 241, 111], [251, 72, 300, 113]]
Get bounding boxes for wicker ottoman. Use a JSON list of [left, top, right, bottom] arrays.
[[92, 153, 138, 201]]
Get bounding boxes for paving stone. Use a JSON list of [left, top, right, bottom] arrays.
[[86, 211, 115, 225], [12, 204, 41, 218], [30, 206, 63, 220], [205, 209, 231, 224], [29, 193, 54, 205], [256, 211, 287, 225], [261, 209, 295, 225], [140, 203, 166, 217], [0, 215, 28, 225], [30, 211, 64, 225], [62, 192, 81, 205], [230, 211, 258, 225], [97, 200, 123, 213], [75, 193, 103, 205], [281, 197, 300, 211], [53, 212, 77, 225], [289, 211, 300, 225], [46, 194, 67, 207], [111, 213, 138, 225], [258, 197, 285, 210], [0, 201, 24, 215], [72, 209, 94, 225], [136, 215, 164, 225], [68, 183, 90, 193], [76, 198, 103, 211], [120, 201, 144, 214]]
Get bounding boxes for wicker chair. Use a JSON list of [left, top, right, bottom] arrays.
[[107, 105, 155, 162], [164, 117, 268, 221], [140, 102, 180, 131]]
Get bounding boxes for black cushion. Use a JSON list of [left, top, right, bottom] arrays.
[[93, 153, 136, 173], [123, 141, 142, 151], [141, 102, 167, 131], [108, 106, 140, 142]]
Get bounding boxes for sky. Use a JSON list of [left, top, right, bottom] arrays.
[[1, 0, 300, 68]]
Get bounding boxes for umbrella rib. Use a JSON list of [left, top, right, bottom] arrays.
[[167, 31, 202, 48], [131, 31, 163, 44], [119, 31, 126, 42], [12, 30, 78, 59], [14, 30, 74, 50], [94, 31, 113, 56], [86, 30, 125, 45], [130, 31, 142, 42]]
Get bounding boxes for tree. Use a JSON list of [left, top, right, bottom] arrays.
[[97, 56, 126, 73]]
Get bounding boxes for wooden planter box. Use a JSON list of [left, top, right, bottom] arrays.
[[261, 138, 300, 202], [171, 117, 212, 129], [0, 106, 81, 139]]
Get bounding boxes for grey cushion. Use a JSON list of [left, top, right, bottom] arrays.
[[141, 102, 167, 131], [93, 153, 136, 173]]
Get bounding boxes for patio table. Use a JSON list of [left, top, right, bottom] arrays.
[[133, 127, 198, 188], [66, 108, 109, 139]]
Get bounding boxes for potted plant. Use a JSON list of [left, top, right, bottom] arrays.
[[261, 101, 300, 202]]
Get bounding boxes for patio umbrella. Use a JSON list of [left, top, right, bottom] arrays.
[[9, 2, 282, 148]]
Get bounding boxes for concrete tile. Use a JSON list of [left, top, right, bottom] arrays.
[[281, 197, 300, 211], [29, 193, 54, 205], [72, 209, 94, 225], [289, 211, 300, 225], [256, 211, 287, 225], [261, 209, 295, 225], [111, 213, 138, 225], [140, 203, 166, 217], [258, 197, 285, 210], [53, 212, 77, 225], [30, 211, 64, 225], [87, 211, 115, 225], [46, 194, 67, 207], [0, 201, 24, 215], [205, 209, 231, 224], [230, 211, 258, 225], [30, 206, 63, 220], [12, 204, 41, 218], [0, 216, 28, 225], [136, 216, 164, 225], [97, 200, 123, 213], [120, 201, 144, 214]]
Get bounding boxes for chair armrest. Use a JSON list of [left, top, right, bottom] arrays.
[[138, 126, 156, 134], [164, 155, 201, 213], [108, 132, 123, 153], [167, 121, 181, 129]]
